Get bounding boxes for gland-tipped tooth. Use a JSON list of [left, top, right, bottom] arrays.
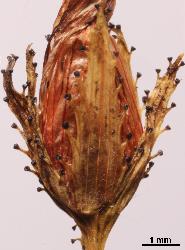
[[159, 125, 171, 135], [167, 53, 184, 78], [130, 46, 136, 54], [166, 102, 177, 114], [24, 166, 39, 177], [37, 187, 46, 192], [3, 56, 20, 98], [149, 150, 163, 160], [71, 238, 81, 244], [143, 161, 155, 178], [156, 69, 161, 79], [26, 44, 37, 97], [72, 224, 77, 231], [22, 82, 29, 95], [11, 123, 26, 138], [167, 57, 173, 65], [6, 55, 17, 71], [13, 143, 30, 157], [136, 72, 142, 83], [112, 27, 130, 56]]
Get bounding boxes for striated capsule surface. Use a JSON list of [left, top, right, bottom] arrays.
[[39, 0, 143, 214]]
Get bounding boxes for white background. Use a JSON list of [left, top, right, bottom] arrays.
[[0, 1, 185, 249]]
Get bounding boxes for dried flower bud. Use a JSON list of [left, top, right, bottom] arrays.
[[2, 1, 184, 250]]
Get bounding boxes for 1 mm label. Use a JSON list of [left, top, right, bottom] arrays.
[[150, 237, 172, 244], [142, 236, 180, 247]]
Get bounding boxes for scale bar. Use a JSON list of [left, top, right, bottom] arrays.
[[142, 244, 180, 247]]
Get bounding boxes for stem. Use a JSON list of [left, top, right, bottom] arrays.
[[81, 224, 107, 250], [78, 210, 117, 250]]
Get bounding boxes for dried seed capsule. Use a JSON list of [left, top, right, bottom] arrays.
[[36, 2, 166, 248]]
